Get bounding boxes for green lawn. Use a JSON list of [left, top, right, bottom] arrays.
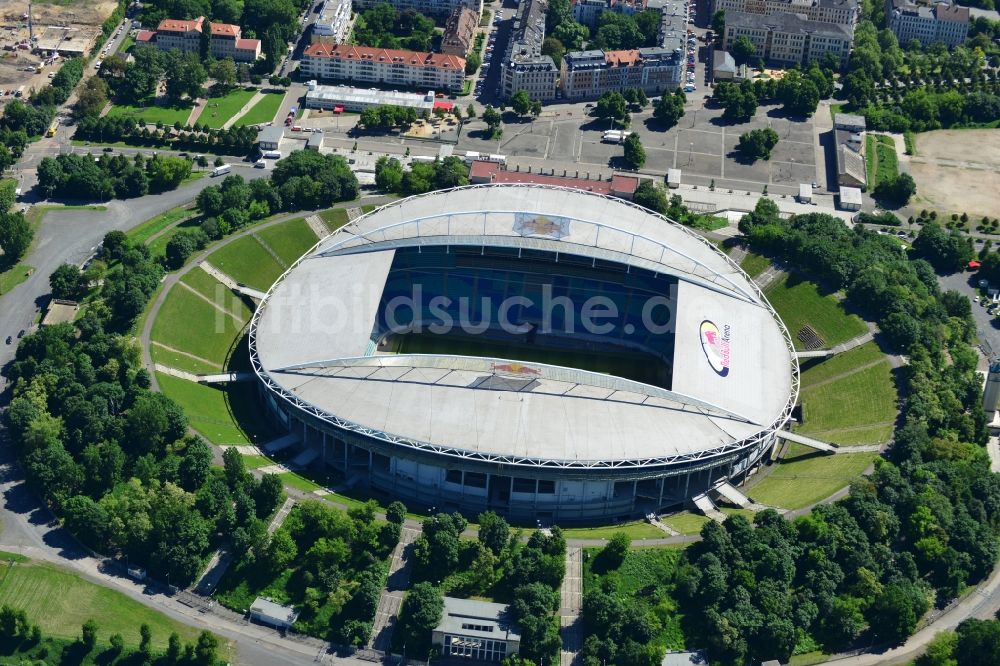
[[150, 281, 250, 372], [561, 521, 666, 541], [242, 454, 275, 469], [0, 263, 34, 295], [865, 134, 899, 190], [195, 88, 257, 130], [740, 251, 770, 279], [660, 511, 712, 535], [127, 205, 195, 245], [208, 236, 285, 292], [748, 445, 877, 510], [318, 207, 349, 230], [764, 274, 868, 349], [254, 217, 319, 266], [797, 341, 886, 386], [106, 102, 193, 126], [24, 204, 107, 227], [179, 266, 237, 303], [796, 358, 897, 445], [155, 372, 274, 445], [236, 91, 286, 127], [0, 558, 199, 649]]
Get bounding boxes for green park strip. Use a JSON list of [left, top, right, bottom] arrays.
[[739, 251, 770, 279], [236, 91, 286, 127], [155, 372, 273, 445], [660, 508, 756, 536], [796, 359, 897, 445], [559, 521, 666, 541], [0, 557, 199, 649], [126, 205, 195, 245], [865, 134, 899, 189], [180, 266, 247, 308], [797, 341, 886, 386], [196, 88, 258, 130], [208, 235, 285, 292], [106, 102, 193, 126], [150, 282, 249, 372], [150, 344, 220, 375], [242, 454, 275, 469], [318, 207, 349, 230], [748, 444, 877, 510], [0, 263, 34, 295], [24, 204, 107, 227], [254, 217, 320, 265], [764, 274, 867, 349]]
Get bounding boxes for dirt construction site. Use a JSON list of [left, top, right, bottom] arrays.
[[0, 0, 116, 96], [908, 129, 1000, 218]]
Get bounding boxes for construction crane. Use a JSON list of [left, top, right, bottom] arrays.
[[27, 1, 33, 43]]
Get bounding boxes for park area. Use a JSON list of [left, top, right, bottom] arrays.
[[908, 129, 1000, 218], [106, 102, 193, 127], [864, 134, 898, 190], [237, 91, 287, 127], [764, 274, 868, 350], [195, 88, 257, 129]]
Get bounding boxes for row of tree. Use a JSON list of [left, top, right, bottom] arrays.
[[374, 155, 470, 197], [0, 180, 32, 272], [74, 113, 260, 155], [36, 152, 193, 201]]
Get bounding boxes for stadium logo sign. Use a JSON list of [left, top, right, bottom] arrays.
[[699, 320, 731, 377], [493, 362, 541, 377]]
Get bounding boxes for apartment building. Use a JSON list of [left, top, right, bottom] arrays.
[[886, 0, 969, 47], [560, 47, 682, 99], [301, 43, 466, 92], [501, 0, 558, 100], [353, 0, 483, 17], [441, 7, 479, 57], [312, 0, 352, 43], [571, 0, 649, 28], [712, 0, 858, 26], [141, 16, 262, 62], [723, 10, 853, 67]]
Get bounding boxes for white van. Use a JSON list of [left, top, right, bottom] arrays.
[[211, 164, 232, 177]]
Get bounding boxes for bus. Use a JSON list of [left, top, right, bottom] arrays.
[[45, 120, 59, 137], [211, 164, 232, 177]]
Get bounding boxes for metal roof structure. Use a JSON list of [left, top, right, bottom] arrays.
[[250, 185, 797, 471]]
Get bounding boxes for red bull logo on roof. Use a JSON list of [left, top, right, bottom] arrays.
[[700, 320, 731, 377], [492, 362, 541, 377]]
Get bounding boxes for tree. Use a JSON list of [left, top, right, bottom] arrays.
[[49, 263, 86, 300], [482, 105, 503, 138], [875, 173, 917, 206], [511, 90, 534, 116], [398, 582, 443, 657], [254, 474, 285, 519], [736, 128, 779, 161], [633, 181, 669, 215], [74, 76, 109, 119], [0, 210, 33, 270], [375, 156, 404, 193], [139, 623, 152, 657], [653, 89, 685, 128], [194, 631, 220, 665], [955, 619, 1000, 665], [478, 511, 511, 555], [731, 35, 756, 66], [738, 196, 780, 235], [623, 133, 646, 169], [711, 9, 726, 36], [212, 58, 237, 89], [595, 91, 629, 127], [109, 633, 125, 656], [164, 51, 206, 102], [716, 81, 758, 123], [552, 20, 589, 50], [599, 532, 630, 570], [81, 619, 98, 651], [466, 103, 476, 119], [541, 37, 565, 68]]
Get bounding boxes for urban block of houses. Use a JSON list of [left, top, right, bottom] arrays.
[[572, 0, 649, 28], [469, 160, 640, 200], [886, 0, 969, 47], [560, 47, 682, 99], [441, 7, 479, 57], [352, 0, 484, 17], [432, 597, 521, 662], [711, 0, 859, 26], [722, 10, 854, 67], [656, 0, 689, 50], [136, 16, 261, 62], [501, 0, 559, 101], [300, 43, 466, 92]]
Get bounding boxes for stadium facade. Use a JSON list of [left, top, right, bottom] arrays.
[[249, 185, 798, 523]]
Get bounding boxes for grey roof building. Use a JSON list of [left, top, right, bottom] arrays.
[[833, 112, 866, 132], [887, 0, 969, 47], [249, 597, 299, 629], [712, 50, 747, 80], [723, 10, 854, 67], [433, 597, 521, 662], [501, 0, 558, 100], [711, 0, 858, 26], [835, 128, 866, 188], [257, 126, 284, 150]]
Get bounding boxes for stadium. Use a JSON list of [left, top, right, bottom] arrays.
[[249, 185, 798, 524]]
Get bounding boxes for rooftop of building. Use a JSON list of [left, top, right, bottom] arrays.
[[889, 0, 969, 21], [305, 84, 436, 108], [726, 9, 854, 36], [508, 0, 549, 60], [435, 598, 521, 642], [257, 126, 284, 143], [155, 16, 245, 36], [563, 46, 680, 70], [713, 49, 737, 72], [833, 112, 866, 128], [469, 161, 639, 195], [303, 43, 466, 70], [839, 185, 863, 204], [442, 6, 478, 49], [250, 597, 299, 625]]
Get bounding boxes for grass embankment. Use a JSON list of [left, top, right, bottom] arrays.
[[254, 217, 319, 265], [764, 274, 867, 349], [795, 341, 898, 445], [0, 263, 33, 294], [106, 102, 193, 126], [739, 251, 770, 279], [0, 557, 199, 649], [865, 134, 899, 190], [560, 522, 666, 541], [660, 508, 756, 535], [126, 204, 195, 245], [207, 235, 285, 292], [195, 88, 257, 130], [748, 444, 877, 510], [237, 91, 287, 127], [155, 372, 273, 445]]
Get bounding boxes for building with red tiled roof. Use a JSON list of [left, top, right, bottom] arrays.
[[441, 7, 478, 57], [468, 161, 639, 199], [559, 47, 681, 100], [301, 43, 466, 92], [142, 15, 261, 62]]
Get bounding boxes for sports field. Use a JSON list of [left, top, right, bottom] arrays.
[[208, 236, 285, 292], [156, 372, 274, 445], [195, 88, 256, 129], [149, 273, 252, 372], [748, 444, 876, 510], [106, 102, 193, 126], [236, 91, 286, 126], [795, 341, 897, 445], [0, 558, 199, 649], [394, 333, 670, 386], [764, 274, 867, 350], [254, 217, 319, 266]]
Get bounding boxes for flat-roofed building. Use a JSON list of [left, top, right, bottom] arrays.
[[839, 185, 862, 210], [304, 84, 437, 112], [353, 0, 483, 17], [468, 161, 640, 199], [712, 0, 858, 26], [834, 112, 866, 132], [249, 598, 299, 629], [722, 10, 853, 67], [257, 126, 284, 150], [560, 47, 682, 100], [887, 0, 969, 47], [301, 43, 466, 92], [501, 0, 558, 100], [312, 0, 352, 43], [657, 0, 688, 49], [442, 7, 479, 57], [143, 16, 261, 62], [432, 598, 520, 662]]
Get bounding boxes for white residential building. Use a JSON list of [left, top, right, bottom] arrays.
[[301, 43, 466, 92], [886, 0, 969, 47]]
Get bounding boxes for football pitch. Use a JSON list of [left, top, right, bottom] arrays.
[[393, 333, 669, 387]]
